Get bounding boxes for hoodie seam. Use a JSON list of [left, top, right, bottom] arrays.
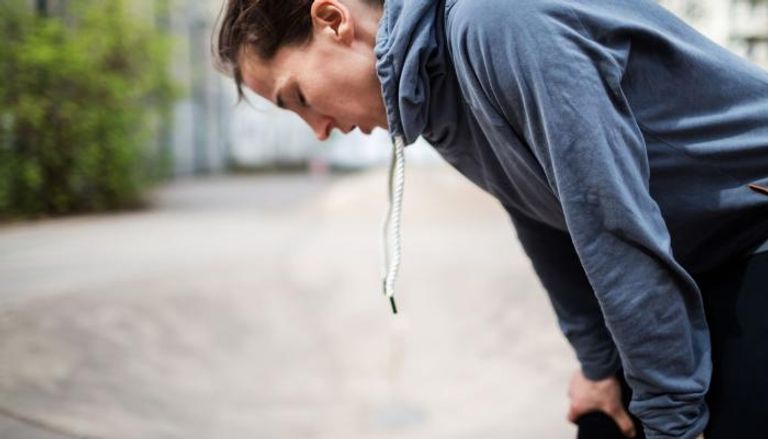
[[638, 123, 742, 187]]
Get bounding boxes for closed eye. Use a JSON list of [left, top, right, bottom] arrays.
[[297, 89, 308, 108]]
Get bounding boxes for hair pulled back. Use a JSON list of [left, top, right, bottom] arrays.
[[214, 0, 384, 98]]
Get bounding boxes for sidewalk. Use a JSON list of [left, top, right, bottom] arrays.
[[0, 165, 577, 439]]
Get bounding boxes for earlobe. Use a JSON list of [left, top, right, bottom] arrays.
[[311, 0, 354, 44]]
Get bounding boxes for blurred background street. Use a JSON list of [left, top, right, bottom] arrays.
[[0, 166, 577, 439]]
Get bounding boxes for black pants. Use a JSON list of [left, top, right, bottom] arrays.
[[577, 251, 768, 439]]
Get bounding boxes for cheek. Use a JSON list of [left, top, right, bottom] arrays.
[[310, 82, 359, 115], [341, 73, 380, 111], [305, 61, 379, 119]]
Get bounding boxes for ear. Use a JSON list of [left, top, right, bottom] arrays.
[[310, 0, 354, 45]]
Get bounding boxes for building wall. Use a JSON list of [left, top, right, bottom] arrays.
[[165, 0, 233, 177], [659, 0, 768, 67]]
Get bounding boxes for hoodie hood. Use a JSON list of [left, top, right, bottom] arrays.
[[375, 0, 449, 145]]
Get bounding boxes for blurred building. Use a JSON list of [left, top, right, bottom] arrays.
[[164, 0, 233, 176], [659, 0, 768, 67]]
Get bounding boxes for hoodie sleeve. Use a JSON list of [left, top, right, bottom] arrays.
[[448, 1, 711, 438], [508, 208, 622, 381]]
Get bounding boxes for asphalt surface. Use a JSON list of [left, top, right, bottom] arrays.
[[0, 165, 578, 439]]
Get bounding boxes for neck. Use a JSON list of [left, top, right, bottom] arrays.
[[346, 0, 384, 49]]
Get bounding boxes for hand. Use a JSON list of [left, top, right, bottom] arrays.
[[567, 369, 637, 438]]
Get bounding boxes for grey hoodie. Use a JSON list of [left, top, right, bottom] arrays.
[[375, 0, 768, 438]]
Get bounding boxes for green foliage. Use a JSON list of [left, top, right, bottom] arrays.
[[0, 0, 177, 218]]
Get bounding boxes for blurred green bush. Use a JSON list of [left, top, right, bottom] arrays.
[[0, 0, 177, 218]]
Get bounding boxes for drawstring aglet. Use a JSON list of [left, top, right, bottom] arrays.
[[382, 280, 398, 314]]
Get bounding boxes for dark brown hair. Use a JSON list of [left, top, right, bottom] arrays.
[[214, 0, 384, 99]]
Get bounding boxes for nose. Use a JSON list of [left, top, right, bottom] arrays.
[[301, 111, 333, 141]]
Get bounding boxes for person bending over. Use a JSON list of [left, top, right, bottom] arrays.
[[214, 1, 768, 438]]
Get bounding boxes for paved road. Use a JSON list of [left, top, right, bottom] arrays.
[[0, 165, 578, 439]]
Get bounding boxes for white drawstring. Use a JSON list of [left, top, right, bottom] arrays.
[[382, 135, 406, 314]]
